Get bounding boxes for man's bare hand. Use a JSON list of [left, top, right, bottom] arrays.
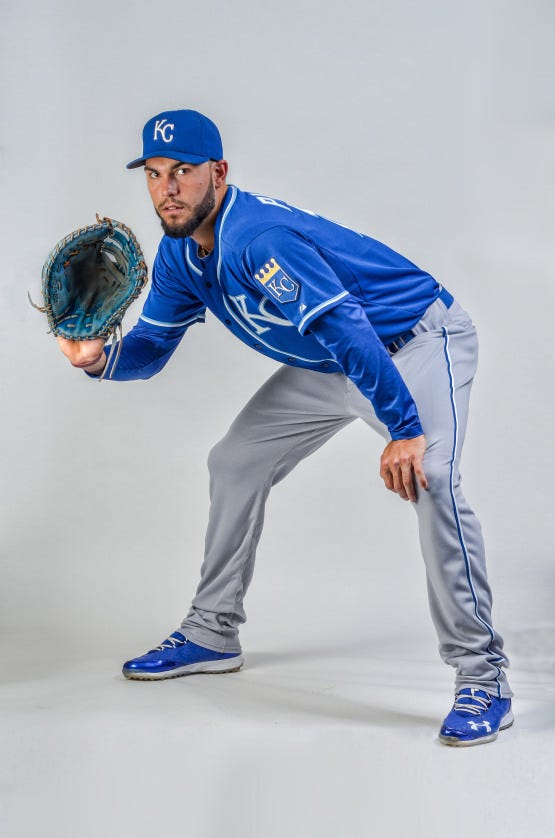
[[380, 435, 428, 502], [56, 337, 107, 374]]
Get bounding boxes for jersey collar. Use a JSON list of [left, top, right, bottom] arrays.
[[213, 185, 238, 281]]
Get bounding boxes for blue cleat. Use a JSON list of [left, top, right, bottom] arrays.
[[439, 688, 514, 747], [122, 631, 243, 680]]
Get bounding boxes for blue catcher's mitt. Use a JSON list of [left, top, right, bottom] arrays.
[[30, 215, 148, 380]]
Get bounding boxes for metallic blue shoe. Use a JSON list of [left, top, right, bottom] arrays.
[[122, 631, 243, 680], [439, 688, 514, 747]]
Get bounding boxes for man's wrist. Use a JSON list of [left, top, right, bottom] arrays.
[[83, 352, 107, 376]]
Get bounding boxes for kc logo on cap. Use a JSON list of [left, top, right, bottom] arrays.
[[127, 109, 224, 169], [153, 119, 174, 143]]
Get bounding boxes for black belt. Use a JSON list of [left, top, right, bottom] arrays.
[[386, 287, 454, 356]]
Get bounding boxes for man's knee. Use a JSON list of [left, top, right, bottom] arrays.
[[207, 435, 242, 480], [422, 455, 459, 497], [207, 432, 275, 484]]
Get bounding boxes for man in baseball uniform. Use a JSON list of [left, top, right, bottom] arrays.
[[59, 109, 513, 746]]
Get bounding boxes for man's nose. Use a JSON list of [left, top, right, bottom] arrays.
[[162, 175, 178, 196]]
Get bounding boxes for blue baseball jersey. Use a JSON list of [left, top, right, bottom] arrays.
[[101, 185, 446, 439]]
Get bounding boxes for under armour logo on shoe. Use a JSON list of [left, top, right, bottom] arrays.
[[468, 720, 492, 732]]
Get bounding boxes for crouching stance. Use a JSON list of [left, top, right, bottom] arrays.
[[60, 109, 512, 747]]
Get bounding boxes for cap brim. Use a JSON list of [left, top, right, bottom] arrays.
[[126, 151, 212, 169]]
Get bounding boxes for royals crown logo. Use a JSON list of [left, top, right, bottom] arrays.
[[253, 257, 300, 304], [254, 258, 281, 285]]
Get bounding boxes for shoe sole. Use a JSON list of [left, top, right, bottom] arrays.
[[122, 655, 244, 681], [438, 709, 514, 747]]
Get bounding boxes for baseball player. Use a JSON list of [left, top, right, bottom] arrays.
[[58, 109, 513, 746]]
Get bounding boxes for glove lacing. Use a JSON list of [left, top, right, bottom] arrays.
[[99, 322, 124, 382]]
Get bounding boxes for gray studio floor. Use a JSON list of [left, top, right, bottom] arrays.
[[2, 622, 555, 838]]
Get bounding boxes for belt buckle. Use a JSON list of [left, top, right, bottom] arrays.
[[388, 332, 412, 356]]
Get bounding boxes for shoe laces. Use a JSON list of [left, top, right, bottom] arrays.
[[151, 633, 187, 652], [453, 689, 492, 716]]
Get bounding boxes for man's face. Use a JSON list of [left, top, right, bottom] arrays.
[[145, 157, 216, 238]]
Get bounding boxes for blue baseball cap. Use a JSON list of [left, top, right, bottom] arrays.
[[126, 109, 223, 169]]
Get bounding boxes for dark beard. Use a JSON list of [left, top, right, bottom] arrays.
[[157, 182, 216, 239]]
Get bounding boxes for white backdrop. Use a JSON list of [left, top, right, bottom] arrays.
[[1, 2, 554, 836]]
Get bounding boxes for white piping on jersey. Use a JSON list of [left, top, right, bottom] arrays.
[[216, 186, 238, 279], [214, 186, 338, 366], [185, 242, 203, 276], [298, 291, 349, 333], [140, 312, 206, 328]]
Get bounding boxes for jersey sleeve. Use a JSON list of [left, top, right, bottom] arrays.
[[242, 227, 349, 335], [140, 245, 207, 331], [88, 245, 206, 381], [310, 299, 423, 440]]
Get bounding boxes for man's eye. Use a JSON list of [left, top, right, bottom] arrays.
[[177, 167, 190, 175], [147, 171, 158, 179]]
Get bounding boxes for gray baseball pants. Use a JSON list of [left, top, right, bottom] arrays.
[[181, 297, 511, 698]]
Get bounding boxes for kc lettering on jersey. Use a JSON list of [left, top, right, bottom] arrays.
[[228, 293, 296, 335], [254, 258, 300, 303]]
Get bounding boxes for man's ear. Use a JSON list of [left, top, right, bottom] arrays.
[[212, 159, 228, 189]]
